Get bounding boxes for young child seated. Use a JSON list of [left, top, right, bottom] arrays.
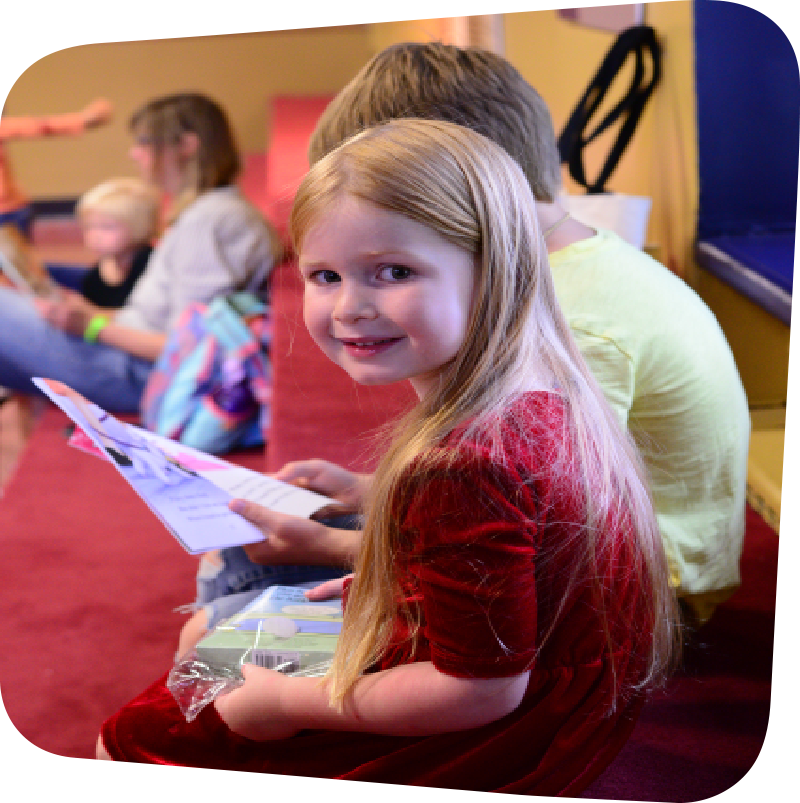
[[73, 177, 159, 308], [0, 93, 279, 414], [97, 119, 681, 796], [0, 177, 156, 403]]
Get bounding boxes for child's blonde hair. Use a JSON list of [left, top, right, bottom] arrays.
[[290, 119, 680, 712], [77, 177, 160, 245]]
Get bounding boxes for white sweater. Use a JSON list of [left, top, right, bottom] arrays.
[[115, 186, 276, 333]]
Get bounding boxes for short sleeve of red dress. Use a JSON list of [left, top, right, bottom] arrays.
[[391, 444, 542, 679]]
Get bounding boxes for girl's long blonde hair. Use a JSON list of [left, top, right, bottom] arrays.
[[290, 119, 681, 711]]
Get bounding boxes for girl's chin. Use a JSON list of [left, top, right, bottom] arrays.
[[345, 373, 403, 387]]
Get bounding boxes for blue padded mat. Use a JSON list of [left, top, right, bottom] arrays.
[[696, 234, 793, 325], [704, 233, 794, 295]]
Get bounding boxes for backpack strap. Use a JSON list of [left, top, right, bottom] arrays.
[[557, 25, 662, 194]]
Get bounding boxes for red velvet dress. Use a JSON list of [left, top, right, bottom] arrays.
[[101, 392, 653, 795]]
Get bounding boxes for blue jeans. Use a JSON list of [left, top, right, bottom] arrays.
[[0, 206, 34, 238], [0, 286, 151, 412], [197, 513, 361, 628]]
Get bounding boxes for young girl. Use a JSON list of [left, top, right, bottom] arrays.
[[0, 93, 280, 412], [97, 119, 680, 795]]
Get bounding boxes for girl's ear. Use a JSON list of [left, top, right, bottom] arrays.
[[179, 131, 200, 159]]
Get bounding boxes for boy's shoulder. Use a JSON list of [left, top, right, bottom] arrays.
[[551, 229, 696, 298], [551, 229, 719, 336]]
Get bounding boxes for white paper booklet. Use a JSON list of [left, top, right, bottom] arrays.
[[33, 377, 337, 555]]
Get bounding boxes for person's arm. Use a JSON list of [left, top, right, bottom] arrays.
[[153, 201, 275, 333], [0, 98, 112, 140], [34, 290, 166, 362], [215, 660, 529, 741], [227, 459, 372, 566], [271, 458, 372, 509], [218, 453, 539, 742], [568, 328, 635, 429], [95, 322, 165, 363]]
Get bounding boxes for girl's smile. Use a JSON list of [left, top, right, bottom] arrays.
[[339, 336, 405, 358], [299, 194, 476, 399]]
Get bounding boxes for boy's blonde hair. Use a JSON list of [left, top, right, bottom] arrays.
[[308, 41, 562, 202], [291, 119, 680, 712], [77, 177, 160, 245]]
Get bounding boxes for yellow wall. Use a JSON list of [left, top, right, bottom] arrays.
[[368, 18, 446, 54], [2, 27, 374, 198]]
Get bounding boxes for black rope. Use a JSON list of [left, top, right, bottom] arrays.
[[557, 26, 662, 195]]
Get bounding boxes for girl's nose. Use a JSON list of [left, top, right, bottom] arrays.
[[129, 146, 143, 166], [333, 284, 378, 323]]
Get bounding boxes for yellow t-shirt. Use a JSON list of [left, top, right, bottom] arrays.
[[550, 229, 750, 621]]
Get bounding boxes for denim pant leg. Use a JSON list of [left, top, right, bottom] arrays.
[[196, 513, 361, 618], [196, 546, 350, 606], [0, 287, 151, 412]]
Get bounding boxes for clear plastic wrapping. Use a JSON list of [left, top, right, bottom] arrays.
[[167, 586, 341, 721], [167, 649, 333, 722]]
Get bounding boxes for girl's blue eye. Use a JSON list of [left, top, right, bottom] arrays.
[[380, 265, 413, 281], [312, 269, 341, 284]]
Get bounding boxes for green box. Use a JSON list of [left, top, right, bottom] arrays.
[[196, 585, 342, 674]]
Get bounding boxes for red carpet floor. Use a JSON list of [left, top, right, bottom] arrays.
[[0, 406, 264, 759], [582, 505, 777, 801], [0, 406, 779, 801]]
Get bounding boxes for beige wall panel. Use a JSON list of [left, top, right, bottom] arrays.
[[695, 269, 791, 408]]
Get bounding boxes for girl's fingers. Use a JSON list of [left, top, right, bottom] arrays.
[[304, 574, 352, 601]]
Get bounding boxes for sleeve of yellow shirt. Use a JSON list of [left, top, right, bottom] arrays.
[[568, 327, 635, 431]]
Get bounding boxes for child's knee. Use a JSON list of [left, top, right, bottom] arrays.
[[96, 734, 113, 760], [197, 549, 224, 578], [176, 607, 209, 660]]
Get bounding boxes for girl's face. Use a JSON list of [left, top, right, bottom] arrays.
[[129, 136, 158, 182], [129, 133, 185, 193], [300, 194, 476, 399], [81, 211, 135, 259]]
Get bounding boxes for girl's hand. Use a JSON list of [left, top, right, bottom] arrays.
[[272, 459, 372, 508], [231, 500, 361, 566], [213, 664, 299, 741], [35, 290, 99, 337], [304, 574, 353, 601]]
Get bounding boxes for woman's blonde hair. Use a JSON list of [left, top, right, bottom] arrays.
[[291, 119, 680, 711], [129, 93, 240, 221], [76, 177, 160, 244]]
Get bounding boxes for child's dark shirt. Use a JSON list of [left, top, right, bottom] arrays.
[[80, 244, 152, 308]]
